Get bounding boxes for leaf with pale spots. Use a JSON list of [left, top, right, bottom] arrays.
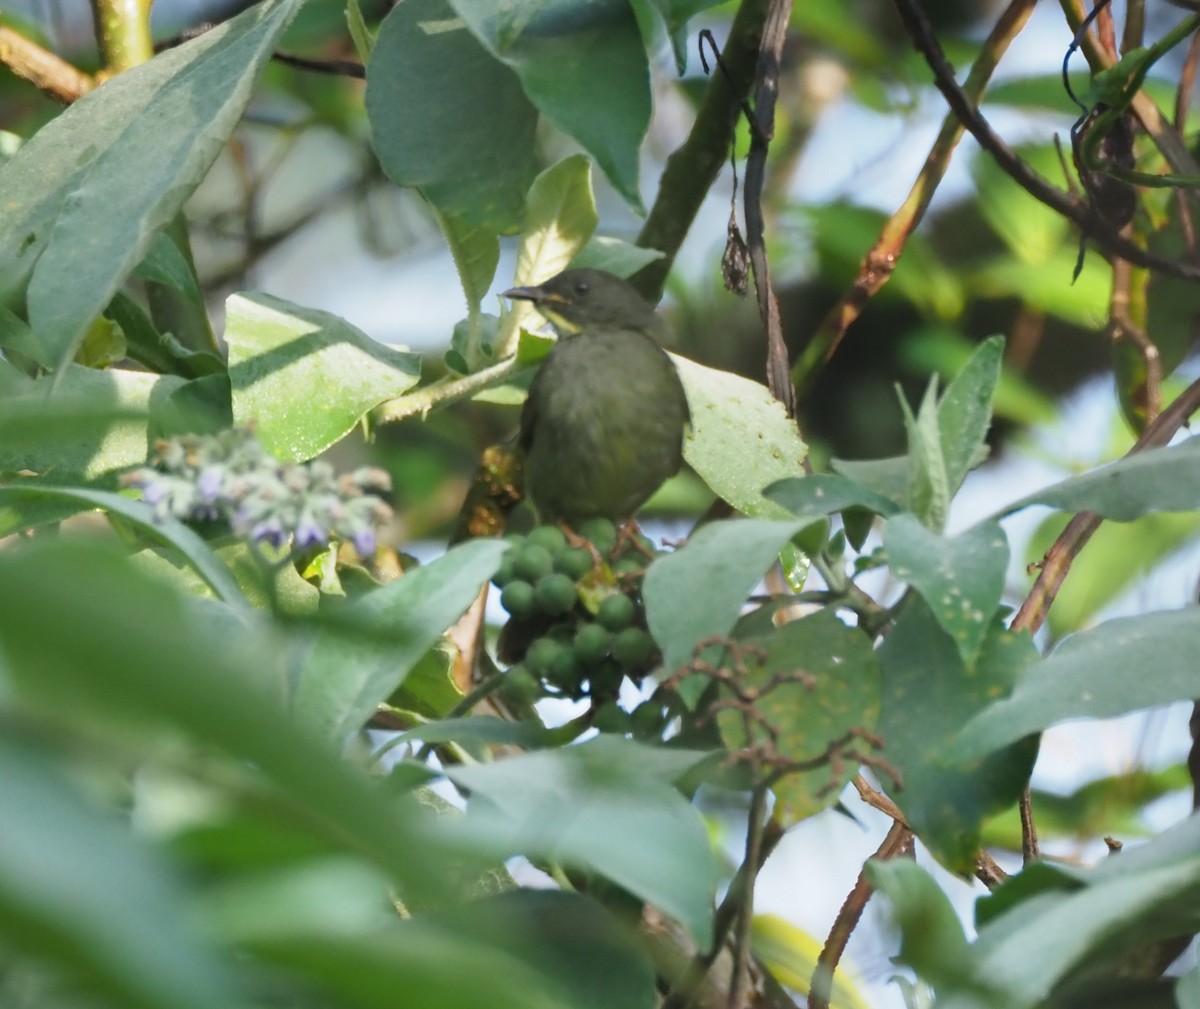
[[953, 607, 1200, 760], [885, 514, 1009, 663], [716, 610, 881, 825], [878, 599, 1038, 873]]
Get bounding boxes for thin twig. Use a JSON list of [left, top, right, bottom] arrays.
[[635, 0, 769, 300], [1010, 375, 1200, 637], [808, 821, 911, 1009], [728, 786, 769, 1009], [1019, 789, 1040, 863], [891, 0, 1200, 283], [794, 0, 1037, 392], [0, 26, 93, 102], [744, 0, 797, 416]]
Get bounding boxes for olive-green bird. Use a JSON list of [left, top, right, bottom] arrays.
[[503, 268, 690, 524]]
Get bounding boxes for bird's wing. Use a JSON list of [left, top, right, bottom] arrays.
[[518, 362, 545, 454]]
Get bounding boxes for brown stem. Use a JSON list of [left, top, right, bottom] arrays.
[[743, 0, 797, 417], [0, 27, 93, 102], [635, 0, 769, 301], [808, 821, 912, 1009], [892, 0, 1200, 283], [794, 0, 1036, 391]]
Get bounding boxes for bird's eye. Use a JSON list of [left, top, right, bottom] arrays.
[[574, 280, 590, 295]]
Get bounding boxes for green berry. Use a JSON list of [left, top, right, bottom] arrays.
[[593, 701, 630, 734], [597, 592, 636, 632], [612, 627, 655, 670], [527, 525, 568, 553], [501, 665, 542, 704], [525, 636, 565, 677], [493, 553, 517, 588], [573, 622, 611, 665], [555, 545, 595, 580], [589, 659, 625, 694], [513, 543, 554, 582], [612, 555, 646, 578], [546, 648, 580, 690], [534, 572, 577, 615], [499, 580, 536, 618], [630, 699, 666, 738], [576, 517, 617, 555]]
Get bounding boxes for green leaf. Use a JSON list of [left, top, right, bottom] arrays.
[[437, 210, 500, 314], [971, 145, 1072, 267], [0, 537, 442, 898], [933, 829, 1200, 1009], [675, 356, 808, 517], [449, 0, 651, 209], [500, 155, 599, 352], [444, 737, 717, 947], [429, 891, 657, 1009], [570, 236, 665, 277], [765, 473, 902, 520], [899, 379, 949, 531], [830, 455, 911, 508], [0, 365, 184, 484], [0, 0, 304, 368], [225, 292, 420, 461], [366, 0, 536, 230], [0, 735, 236, 1009], [133, 230, 206, 310], [0, 485, 247, 604], [885, 515, 1009, 662], [955, 608, 1200, 760], [866, 860, 970, 988], [718, 611, 881, 824], [1178, 960, 1200, 1009], [643, 517, 810, 674], [293, 539, 507, 745], [997, 436, 1200, 522], [878, 599, 1038, 873], [347, 0, 375, 62], [937, 335, 1002, 495], [253, 927, 564, 1009], [969, 248, 1111, 327]]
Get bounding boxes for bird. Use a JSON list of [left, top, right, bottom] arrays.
[[503, 268, 690, 525]]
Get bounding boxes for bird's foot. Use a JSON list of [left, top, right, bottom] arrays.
[[560, 521, 605, 570], [614, 519, 657, 561]]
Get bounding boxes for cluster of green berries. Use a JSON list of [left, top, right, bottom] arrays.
[[494, 518, 662, 716]]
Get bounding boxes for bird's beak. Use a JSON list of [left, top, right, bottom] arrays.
[[502, 284, 546, 303]]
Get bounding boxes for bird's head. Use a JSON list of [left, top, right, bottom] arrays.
[[503, 268, 666, 338]]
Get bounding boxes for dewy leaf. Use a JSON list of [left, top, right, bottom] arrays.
[[448, 0, 651, 209], [0, 365, 184, 484], [719, 611, 881, 824], [226, 292, 420, 461], [955, 608, 1200, 760], [885, 515, 1009, 663], [765, 473, 902, 521], [0, 0, 304, 368], [878, 598, 1038, 873], [674, 356, 808, 518], [366, 0, 536, 231], [292, 539, 507, 746], [997, 435, 1200, 522], [644, 517, 811, 675], [0, 735, 236, 1009], [444, 737, 718, 947], [937, 335, 1002, 494]]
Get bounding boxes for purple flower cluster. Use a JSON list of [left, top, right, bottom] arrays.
[[122, 429, 393, 557]]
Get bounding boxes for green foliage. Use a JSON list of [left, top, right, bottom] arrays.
[[3, 1, 1200, 1007]]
